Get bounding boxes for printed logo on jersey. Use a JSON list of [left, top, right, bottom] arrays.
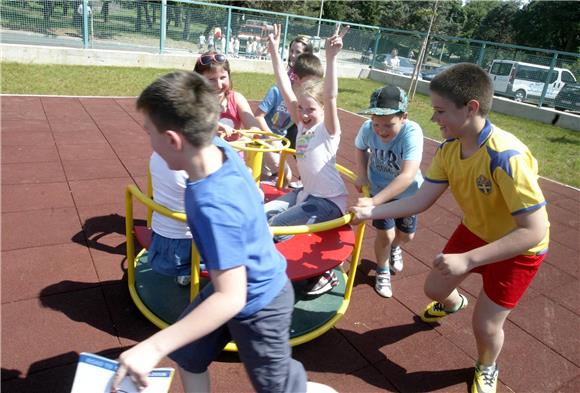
[[295, 130, 315, 158], [476, 175, 492, 194], [372, 148, 401, 176]]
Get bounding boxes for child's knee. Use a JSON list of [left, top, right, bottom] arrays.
[[376, 228, 395, 245], [397, 230, 415, 243], [471, 307, 504, 338], [472, 315, 503, 339]]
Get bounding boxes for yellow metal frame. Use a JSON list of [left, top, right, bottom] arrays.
[[223, 130, 290, 186], [125, 142, 368, 351]]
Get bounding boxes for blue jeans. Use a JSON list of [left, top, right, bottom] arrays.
[[148, 231, 192, 276], [264, 189, 343, 242]]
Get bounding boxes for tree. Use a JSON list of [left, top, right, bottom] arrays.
[[474, 1, 521, 44], [461, 0, 501, 39], [514, 0, 580, 52]]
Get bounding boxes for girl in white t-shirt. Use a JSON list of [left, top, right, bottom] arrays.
[[263, 24, 350, 296], [148, 152, 193, 286]]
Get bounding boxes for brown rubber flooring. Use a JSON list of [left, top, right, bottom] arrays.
[[2, 96, 579, 392]]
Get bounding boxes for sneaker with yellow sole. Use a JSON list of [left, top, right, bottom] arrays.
[[471, 363, 498, 393], [420, 293, 468, 323]]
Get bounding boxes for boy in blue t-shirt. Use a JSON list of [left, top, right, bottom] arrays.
[[111, 71, 307, 393], [354, 85, 424, 298]]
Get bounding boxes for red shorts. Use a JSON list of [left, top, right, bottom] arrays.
[[443, 224, 546, 309]]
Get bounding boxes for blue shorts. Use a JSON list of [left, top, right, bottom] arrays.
[[169, 280, 307, 393], [372, 215, 417, 233], [148, 231, 192, 276]]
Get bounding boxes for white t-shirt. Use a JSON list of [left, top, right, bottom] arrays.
[[295, 122, 348, 212], [150, 152, 192, 239]]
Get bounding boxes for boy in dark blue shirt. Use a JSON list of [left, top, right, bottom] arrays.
[[111, 71, 307, 393]]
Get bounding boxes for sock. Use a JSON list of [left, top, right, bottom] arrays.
[[444, 294, 465, 313], [477, 362, 497, 371], [376, 267, 389, 274]]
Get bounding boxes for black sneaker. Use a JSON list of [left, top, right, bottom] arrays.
[[304, 270, 338, 296]]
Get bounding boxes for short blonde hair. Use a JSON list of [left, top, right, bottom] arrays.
[[299, 78, 324, 106]]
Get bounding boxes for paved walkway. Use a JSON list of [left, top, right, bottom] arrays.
[[2, 95, 578, 392]]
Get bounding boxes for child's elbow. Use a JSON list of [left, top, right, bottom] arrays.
[[531, 220, 548, 245], [230, 292, 247, 314]]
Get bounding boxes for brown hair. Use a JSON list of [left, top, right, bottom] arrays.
[[430, 63, 494, 116], [193, 51, 233, 93], [136, 71, 221, 148], [299, 78, 324, 106], [293, 53, 324, 79], [288, 35, 313, 62]]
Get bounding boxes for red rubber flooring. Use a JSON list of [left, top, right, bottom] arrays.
[[2, 95, 578, 392]]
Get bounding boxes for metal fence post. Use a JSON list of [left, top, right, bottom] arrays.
[[371, 30, 380, 69], [82, 0, 89, 48], [282, 16, 289, 61], [477, 42, 486, 67], [160, 0, 167, 53], [538, 53, 558, 108], [226, 8, 232, 54]]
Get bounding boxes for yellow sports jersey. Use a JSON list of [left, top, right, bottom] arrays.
[[426, 120, 549, 255]]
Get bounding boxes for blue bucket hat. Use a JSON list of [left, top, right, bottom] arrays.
[[359, 85, 408, 116]]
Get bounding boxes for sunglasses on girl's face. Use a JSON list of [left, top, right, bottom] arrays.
[[198, 53, 227, 65]]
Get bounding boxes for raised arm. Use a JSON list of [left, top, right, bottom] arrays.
[[267, 24, 299, 124], [324, 25, 350, 136]]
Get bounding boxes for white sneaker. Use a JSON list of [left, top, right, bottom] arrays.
[[375, 269, 392, 298], [175, 275, 191, 286], [390, 245, 404, 273], [288, 180, 303, 189], [306, 381, 338, 393]]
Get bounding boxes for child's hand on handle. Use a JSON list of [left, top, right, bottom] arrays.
[[349, 205, 373, 225], [110, 341, 163, 392], [355, 197, 374, 208], [217, 123, 234, 137], [267, 24, 281, 56], [325, 24, 350, 59], [433, 253, 471, 277]]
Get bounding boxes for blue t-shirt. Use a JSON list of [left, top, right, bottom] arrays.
[[185, 138, 288, 318], [354, 119, 424, 199], [258, 85, 292, 136]]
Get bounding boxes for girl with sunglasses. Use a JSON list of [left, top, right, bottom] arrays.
[[194, 51, 262, 139]]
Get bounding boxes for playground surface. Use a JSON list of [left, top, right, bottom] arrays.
[[1, 95, 579, 392]]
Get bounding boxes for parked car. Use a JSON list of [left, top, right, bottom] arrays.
[[237, 19, 273, 55], [488, 60, 577, 104], [421, 64, 452, 81], [554, 82, 580, 113], [373, 54, 421, 78]]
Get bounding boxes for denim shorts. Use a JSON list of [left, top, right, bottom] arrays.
[[264, 190, 343, 242], [372, 215, 417, 233], [169, 280, 307, 393], [148, 231, 192, 276]]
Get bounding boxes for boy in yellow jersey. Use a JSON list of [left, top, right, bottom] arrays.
[[350, 63, 549, 393]]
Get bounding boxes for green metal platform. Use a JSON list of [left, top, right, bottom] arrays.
[[135, 252, 346, 337]]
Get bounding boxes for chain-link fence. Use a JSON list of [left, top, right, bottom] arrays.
[[2, 0, 579, 111]]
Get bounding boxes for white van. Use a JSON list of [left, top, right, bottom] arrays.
[[489, 60, 577, 104]]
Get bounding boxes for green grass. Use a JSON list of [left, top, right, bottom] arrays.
[[0, 1, 208, 49], [2, 62, 579, 187]]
